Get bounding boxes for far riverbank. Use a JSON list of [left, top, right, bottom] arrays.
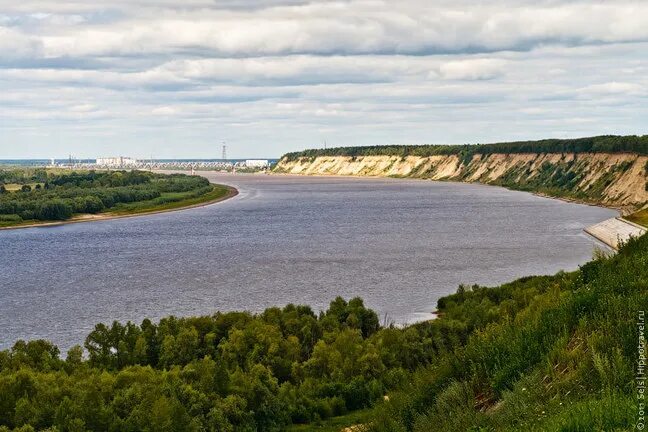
[[0, 184, 238, 231], [270, 171, 648, 249]]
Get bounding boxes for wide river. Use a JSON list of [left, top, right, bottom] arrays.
[[0, 173, 616, 350]]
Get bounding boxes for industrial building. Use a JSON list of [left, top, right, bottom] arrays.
[[244, 159, 269, 168], [95, 157, 138, 167]]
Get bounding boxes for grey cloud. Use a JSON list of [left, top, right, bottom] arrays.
[[4, 1, 648, 60]]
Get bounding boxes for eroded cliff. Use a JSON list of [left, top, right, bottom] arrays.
[[275, 152, 648, 211]]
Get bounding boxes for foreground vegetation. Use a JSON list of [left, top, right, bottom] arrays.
[[0, 169, 229, 228], [1, 232, 646, 431], [281, 135, 648, 161], [368, 235, 647, 432], [286, 408, 374, 432], [0, 298, 427, 431]]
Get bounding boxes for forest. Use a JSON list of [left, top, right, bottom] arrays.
[[280, 135, 648, 161], [0, 170, 219, 227], [0, 232, 646, 431]]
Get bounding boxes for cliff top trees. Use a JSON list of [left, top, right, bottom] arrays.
[[280, 134, 648, 161]]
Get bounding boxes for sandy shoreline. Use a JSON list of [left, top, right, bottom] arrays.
[[0, 184, 238, 231], [272, 170, 626, 210]]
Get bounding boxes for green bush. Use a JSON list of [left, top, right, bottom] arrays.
[[0, 214, 22, 222], [35, 200, 72, 220], [72, 196, 105, 213]]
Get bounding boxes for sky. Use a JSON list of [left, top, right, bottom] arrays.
[[1, 1, 648, 159]]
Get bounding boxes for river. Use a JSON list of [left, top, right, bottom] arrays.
[[0, 173, 616, 350]]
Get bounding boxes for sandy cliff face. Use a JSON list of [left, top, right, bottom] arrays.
[[275, 153, 648, 210]]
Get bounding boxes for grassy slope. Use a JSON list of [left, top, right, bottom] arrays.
[[366, 234, 648, 432], [0, 184, 232, 229], [3, 183, 43, 192], [106, 184, 232, 215], [626, 209, 648, 228]]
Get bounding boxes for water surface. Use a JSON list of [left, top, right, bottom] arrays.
[[0, 173, 616, 350]]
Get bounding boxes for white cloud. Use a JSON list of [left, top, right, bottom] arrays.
[[438, 59, 507, 81], [580, 82, 645, 96], [0, 26, 43, 59], [151, 106, 178, 115], [69, 103, 97, 112]]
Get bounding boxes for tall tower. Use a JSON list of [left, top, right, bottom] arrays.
[[222, 142, 227, 160]]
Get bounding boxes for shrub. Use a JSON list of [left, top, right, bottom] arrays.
[[35, 200, 73, 220], [73, 196, 105, 214], [0, 214, 22, 222]]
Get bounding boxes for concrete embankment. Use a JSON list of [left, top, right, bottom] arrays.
[[584, 217, 647, 250]]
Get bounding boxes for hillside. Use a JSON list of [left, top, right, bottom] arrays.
[[275, 136, 648, 212], [367, 231, 648, 432]]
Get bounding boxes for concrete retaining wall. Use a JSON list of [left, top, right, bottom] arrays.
[[584, 217, 647, 250]]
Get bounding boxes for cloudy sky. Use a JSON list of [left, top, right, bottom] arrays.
[[2, 0, 648, 159]]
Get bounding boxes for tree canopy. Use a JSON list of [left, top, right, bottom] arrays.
[[0, 170, 212, 225]]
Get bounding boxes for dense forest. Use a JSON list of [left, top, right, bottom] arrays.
[[281, 135, 648, 161], [0, 170, 219, 227], [1, 233, 646, 431], [0, 298, 438, 431]]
